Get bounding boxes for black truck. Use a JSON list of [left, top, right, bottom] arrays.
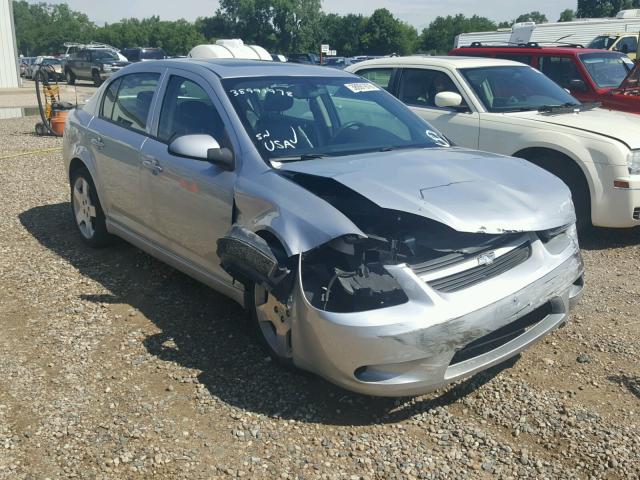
[[64, 49, 130, 87]]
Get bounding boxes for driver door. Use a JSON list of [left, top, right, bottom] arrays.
[[140, 71, 237, 280], [396, 67, 480, 148]]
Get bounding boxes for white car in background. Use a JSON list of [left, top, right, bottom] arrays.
[[348, 57, 640, 229]]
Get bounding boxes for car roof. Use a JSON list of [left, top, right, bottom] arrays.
[[453, 46, 620, 56], [349, 55, 527, 69], [123, 58, 358, 79]]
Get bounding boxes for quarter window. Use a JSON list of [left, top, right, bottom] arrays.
[[158, 76, 226, 143], [107, 73, 159, 133], [100, 78, 121, 120]]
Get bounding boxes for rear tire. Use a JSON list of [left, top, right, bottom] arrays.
[[92, 70, 103, 87], [70, 167, 113, 248]]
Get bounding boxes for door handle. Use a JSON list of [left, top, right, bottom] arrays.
[[142, 157, 163, 174], [91, 137, 104, 148]]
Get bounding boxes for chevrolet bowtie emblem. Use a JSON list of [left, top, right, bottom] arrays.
[[477, 252, 496, 266]]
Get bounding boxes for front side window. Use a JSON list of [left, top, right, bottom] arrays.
[[460, 65, 578, 112], [579, 52, 633, 88], [105, 73, 159, 132], [158, 76, 225, 143], [539, 56, 582, 90], [223, 76, 449, 162], [398, 68, 466, 109], [357, 68, 393, 91]]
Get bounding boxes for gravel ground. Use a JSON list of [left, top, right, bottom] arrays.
[[0, 115, 639, 480]]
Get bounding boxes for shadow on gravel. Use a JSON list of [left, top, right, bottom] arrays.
[[21, 202, 514, 426], [608, 375, 640, 399], [579, 227, 640, 251]]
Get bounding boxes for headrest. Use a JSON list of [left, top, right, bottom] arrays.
[[402, 76, 425, 98], [136, 90, 154, 109], [263, 92, 294, 112]]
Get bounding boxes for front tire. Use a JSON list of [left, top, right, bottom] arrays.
[[70, 167, 112, 247], [246, 283, 294, 367]]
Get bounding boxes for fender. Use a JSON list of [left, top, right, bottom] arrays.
[[232, 169, 366, 256], [512, 130, 604, 207]]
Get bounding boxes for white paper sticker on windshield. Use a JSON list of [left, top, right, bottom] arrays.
[[426, 130, 450, 147], [344, 82, 380, 93]]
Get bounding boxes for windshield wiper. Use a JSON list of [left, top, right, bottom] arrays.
[[274, 153, 328, 162], [538, 102, 585, 113]]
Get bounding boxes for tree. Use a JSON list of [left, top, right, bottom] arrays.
[[420, 14, 496, 54], [319, 13, 367, 57], [577, 0, 640, 18], [13, 1, 96, 56], [361, 8, 417, 55], [558, 9, 576, 21], [514, 11, 548, 23]]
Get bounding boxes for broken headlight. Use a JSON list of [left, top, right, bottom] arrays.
[[538, 223, 578, 252], [301, 236, 408, 313]]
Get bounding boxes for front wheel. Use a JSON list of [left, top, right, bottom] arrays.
[[70, 167, 112, 247], [246, 283, 294, 367]]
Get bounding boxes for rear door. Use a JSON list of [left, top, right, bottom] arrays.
[[139, 70, 237, 279], [87, 71, 162, 237], [395, 67, 480, 148]]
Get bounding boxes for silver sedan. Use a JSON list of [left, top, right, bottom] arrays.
[[63, 59, 584, 396]]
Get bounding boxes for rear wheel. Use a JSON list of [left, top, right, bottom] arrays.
[[92, 70, 103, 87], [246, 283, 294, 367], [70, 167, 112, 247]]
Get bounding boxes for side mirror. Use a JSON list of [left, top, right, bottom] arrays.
[[569, 78, 587, 92], [434, 91, 464, 110], [168, 134, 235, 171]]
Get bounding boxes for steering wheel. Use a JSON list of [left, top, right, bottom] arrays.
[[331, 121, 366, 142]]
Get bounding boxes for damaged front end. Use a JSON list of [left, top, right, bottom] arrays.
[[217, 166, 583, 396]]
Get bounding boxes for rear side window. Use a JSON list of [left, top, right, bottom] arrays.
[[539, 56, 582, 89], [105, 73, 160, 132], [357, 68, 394, 91], [158, 76, 225, 143]]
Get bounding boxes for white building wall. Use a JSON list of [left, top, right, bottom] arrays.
[[0, 0, 20, 88]]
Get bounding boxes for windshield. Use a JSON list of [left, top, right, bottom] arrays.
[[460, 65, 579, 113], [579, 52, 633, 88], [223, 76, 449, 161], [588, 35, 618, 50], [91, 50, 119, 62], [42, 58, 61, 65]]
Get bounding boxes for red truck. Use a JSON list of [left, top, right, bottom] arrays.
[[450, 44, 640, 114]]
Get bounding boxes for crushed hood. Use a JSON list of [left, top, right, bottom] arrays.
[[508, 108, 640, 149], [279, 148, 575, 234]]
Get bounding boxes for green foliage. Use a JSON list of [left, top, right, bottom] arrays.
[[576, 0, 640, 18], [13, 0, 95, 55], [559, 9, 576, 22], [514, 11, 548, 23], [420, 14, 496, 54]]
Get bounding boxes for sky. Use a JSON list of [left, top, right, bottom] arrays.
[[47, 0, 577, 29]]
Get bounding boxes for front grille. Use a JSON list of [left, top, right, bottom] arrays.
[[427, 242, 531, 293], [449, 301, 552, 365], [633, 207, 640, 220]]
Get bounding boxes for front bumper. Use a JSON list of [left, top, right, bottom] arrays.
[[592, 168, 640, 227], [291, 234, 584, 397]]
